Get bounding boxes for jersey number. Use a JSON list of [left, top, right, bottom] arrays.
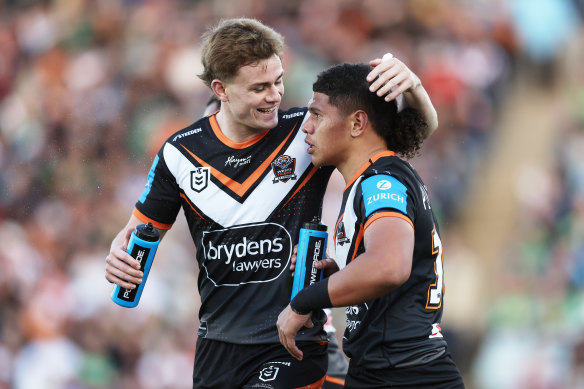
[[426, 227, 444, 309]]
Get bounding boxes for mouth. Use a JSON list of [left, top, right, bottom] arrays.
[[257, 106, 277, 115], [305, 139, 314, 154]]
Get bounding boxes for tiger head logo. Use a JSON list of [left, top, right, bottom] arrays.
[[271, 155, 297, 183]]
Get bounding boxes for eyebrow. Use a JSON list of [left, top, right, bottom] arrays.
[[307, 106, 322, 114], [249, 72, 284, 88]]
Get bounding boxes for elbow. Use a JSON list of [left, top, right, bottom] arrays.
[[379, 264, 411, 292], [425, 114, 438, 138]]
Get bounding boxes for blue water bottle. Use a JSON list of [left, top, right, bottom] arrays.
[[291, 217, 328, 299], [111, 222, 160, 308]]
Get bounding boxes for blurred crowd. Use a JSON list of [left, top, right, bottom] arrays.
[[0, 0, 582, 388]]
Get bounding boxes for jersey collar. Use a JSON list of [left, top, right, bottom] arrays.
[[344, 150, 396, 191]]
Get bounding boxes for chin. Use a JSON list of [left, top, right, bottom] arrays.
[[310, 155, 325, 167], [255, 112, 279, 128]]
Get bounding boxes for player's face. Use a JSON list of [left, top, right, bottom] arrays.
[[302, 92, 351, 167], [222, 54, 284, 133]]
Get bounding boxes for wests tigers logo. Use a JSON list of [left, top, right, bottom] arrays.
[[336, 220, 350, 246], [271, 155, 297, 183]]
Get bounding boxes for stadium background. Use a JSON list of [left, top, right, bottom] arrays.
[[0, 0, 583, 388]]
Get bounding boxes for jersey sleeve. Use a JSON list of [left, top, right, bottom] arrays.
[[359, 173, 415, 231], [133, 144, 182, 230]]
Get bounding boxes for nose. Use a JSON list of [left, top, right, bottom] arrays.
[[266, 84, 283, 103], [301, 120, 312, 134]]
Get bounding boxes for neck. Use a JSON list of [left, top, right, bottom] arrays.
[[337, 143, 388, 184], [215, 110, 265, 143]]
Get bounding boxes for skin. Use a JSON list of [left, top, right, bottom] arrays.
[[276, 92, 415, 360], [211, 54, 284, 143], [105, 54, 431, 310], [367, 56, 437, 137]]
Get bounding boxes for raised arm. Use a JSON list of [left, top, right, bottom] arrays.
[[367, 54, 438, 137]]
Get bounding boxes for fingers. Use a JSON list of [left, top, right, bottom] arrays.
[[276, 306, 307, 361], [290, 244, 298, 273], [105, 249, 143, 289], [277, 324, 304, 361], [367, 56, 416, 102]]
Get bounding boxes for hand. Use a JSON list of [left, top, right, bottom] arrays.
[[289, 244, 299, 275], [367, 53, 421, 102], [314, 257, 339, 277], [105, 226, 143, 289], [277, 305, 313, 360]]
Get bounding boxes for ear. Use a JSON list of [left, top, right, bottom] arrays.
[[211, 79, 229, 102], [350, 110, 369, 138]]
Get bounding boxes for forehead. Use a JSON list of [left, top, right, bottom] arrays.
[[308, 92, 333, 111], [232, 54, 283, 85]]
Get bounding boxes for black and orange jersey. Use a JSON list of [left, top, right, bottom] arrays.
[[133, 107, 333, 344], [334, 151, 448, 369]]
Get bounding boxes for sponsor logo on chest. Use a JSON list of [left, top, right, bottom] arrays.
[[201, 223, 292, 286], [225, 155, 251, 168]]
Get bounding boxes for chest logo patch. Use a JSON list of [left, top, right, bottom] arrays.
[[335, 221, 350, 246], [191, 167, 210, 192], [271, 155, 297, 183]]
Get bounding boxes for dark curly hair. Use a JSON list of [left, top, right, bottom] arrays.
[[312, 63, 427, 159]]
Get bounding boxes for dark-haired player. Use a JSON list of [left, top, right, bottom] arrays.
[[277, 63, 465, 388]]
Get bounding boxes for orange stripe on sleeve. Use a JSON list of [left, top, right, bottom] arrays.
[[132, 208, 173, 230], [364, 211, 414, 232]]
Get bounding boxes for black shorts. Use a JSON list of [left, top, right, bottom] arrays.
[[344, 352, 465, 389], [193, 338, 328, 389]]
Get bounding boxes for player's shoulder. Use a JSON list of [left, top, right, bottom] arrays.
[[165, 116, 210, 146], [364, 155, 420, 183], [278, 107, 308, 122]]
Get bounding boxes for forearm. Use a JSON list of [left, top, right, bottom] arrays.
[[403, 80, 438, 137], [327, 252, 404, 307], [291, 251, 406, 314]]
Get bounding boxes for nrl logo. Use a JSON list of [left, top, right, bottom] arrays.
[[191, 167, 210, 192], [259, 366, 279, 382], [271, 155, 297, 183]]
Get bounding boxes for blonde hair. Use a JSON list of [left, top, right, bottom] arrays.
[[198, 18, 285, 87]]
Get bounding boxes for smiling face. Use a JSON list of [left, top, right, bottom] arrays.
[[302, 92, 352, 167], [217, 54, 284, 134]]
